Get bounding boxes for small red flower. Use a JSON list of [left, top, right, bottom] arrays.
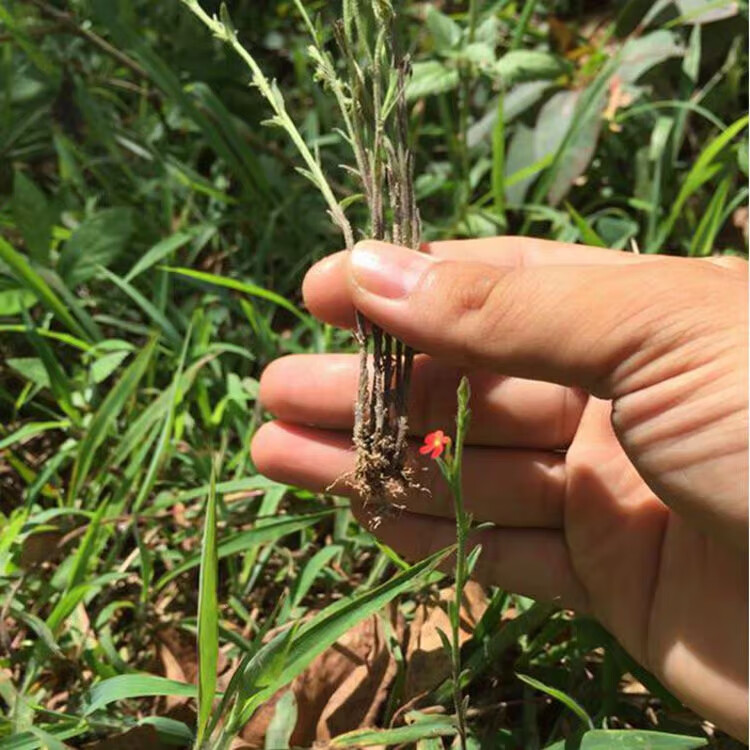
[[419, 430, 451, 459]]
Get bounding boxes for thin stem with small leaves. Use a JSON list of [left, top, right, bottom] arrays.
[[180, 0, 354, 249], [437, 377, 473, 750]]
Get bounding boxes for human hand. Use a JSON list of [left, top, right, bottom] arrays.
[[251, 237, 748, 738]]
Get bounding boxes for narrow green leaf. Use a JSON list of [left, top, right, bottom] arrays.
[[689, 172, 732, 256], [278, 547, 452, 688], [566, 203, 607, 247], [196, 468, 219, 745], [156, 511, 334, 588], [132, 327, 192, 513], [656, 114, 749, 247], [125, 232, 195, 282], [67, 337, 157, 503], [163, 266, 310, 325], [67, 498, 109, 591], [0, 421, 69, 451], [517, 673, 594, 729], [264, 690, 298, 749], [329, 717, 457, 747], [98, 267, 181, 346], [0, 237, 89, 342], [85, 674, 197, 715]]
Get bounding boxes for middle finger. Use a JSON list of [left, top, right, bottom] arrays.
[[260, 354, 587, 449]]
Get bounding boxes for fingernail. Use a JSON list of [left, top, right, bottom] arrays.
[[350, 242, 433, 299]]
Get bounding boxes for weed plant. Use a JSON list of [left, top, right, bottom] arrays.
[[0, 0, 747, 748]]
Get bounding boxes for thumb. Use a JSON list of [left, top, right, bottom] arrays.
[[347, 240, 715, 399]]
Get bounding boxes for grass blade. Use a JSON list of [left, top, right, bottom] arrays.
[[0, 237, 90, 342], [196, 466, 219, 747], [655, 114, 749, 248], [98, 267, 182, 347], [156, 511, 334, 588], [67, 337, 158, 503], [84, 674, 197, 715], [163, 266, 312, 326], [517, 672, 594, 730], [329, 717, 457, 747], [0, 421, 69, 451]]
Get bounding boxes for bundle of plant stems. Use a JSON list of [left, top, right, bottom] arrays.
[[182, 0, 420, 515]]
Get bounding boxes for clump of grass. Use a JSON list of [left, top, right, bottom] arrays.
[[181, 0, 421, 518]]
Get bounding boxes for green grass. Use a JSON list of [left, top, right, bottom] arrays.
[[0, 0, 747, 748]]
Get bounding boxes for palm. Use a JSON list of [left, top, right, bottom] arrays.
[[561, 396, 746, 724]]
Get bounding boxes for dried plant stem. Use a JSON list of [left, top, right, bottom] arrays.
[[183, 0, 421, 515]]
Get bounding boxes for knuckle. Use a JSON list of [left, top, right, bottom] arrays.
[[439, 265, 516, 365]]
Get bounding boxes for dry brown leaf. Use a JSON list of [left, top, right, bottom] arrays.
[[404, 582, 487, 701], [18, 530, 64, 568], [241, 609, 402, 748]]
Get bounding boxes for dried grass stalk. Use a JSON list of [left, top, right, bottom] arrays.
[[182, 0, 421, 518]]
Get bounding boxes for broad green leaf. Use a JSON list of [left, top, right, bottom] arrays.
[[58, 208, 135, 286], [425, 6, 462, 51], [616, 30, 683, 83], [491, 51, 570, 86], [196, 469, 219, 746], [329, 717, 457, 747], [530, 55, 620, 210], [536, 88, 606, 206], [91, 350, 131, 384], [544, 729, 708, 749], [85, 674, 197, 715], [67, 337, 157, 503], [0, 289, 36, 316], [156, 511, 334, 587], [12, 171, 54, 265], [407, 60, 460, 101], [0, 236, 90, 342], [517, 673, 594, 729], [674, 0, 738, 25], [6, 358, 50, 389]]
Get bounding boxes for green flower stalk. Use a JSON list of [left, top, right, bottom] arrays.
[[433, 376, 474, 750]]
